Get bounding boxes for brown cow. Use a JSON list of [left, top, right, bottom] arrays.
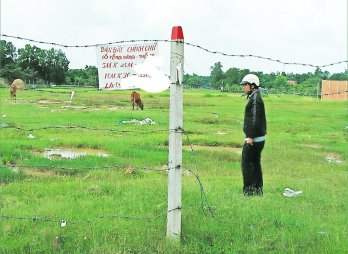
[[131, 91, 144, 110], [10, 83, 17, 102]]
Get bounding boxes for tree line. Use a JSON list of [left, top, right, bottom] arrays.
[[1, 40, 347, 94], [185, 62, 347, 95], [0, 40, 98, 86]]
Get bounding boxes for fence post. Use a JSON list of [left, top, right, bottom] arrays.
[[317, 81, 321, 99], [167, 26, 184, 240]]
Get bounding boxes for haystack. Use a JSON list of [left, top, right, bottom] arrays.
[[11, 79, 26, 90]]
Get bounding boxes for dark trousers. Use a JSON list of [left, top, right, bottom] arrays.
[[242, 141, 265, 196]]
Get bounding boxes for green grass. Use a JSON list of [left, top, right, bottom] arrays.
[[0, 87, 347, 253]]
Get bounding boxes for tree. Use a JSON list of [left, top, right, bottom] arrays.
[[17, 45, 40, 71], [17, 45, 69, 84], [66, 65, 98, 87], [314, 67, 329, 80], [210, 62, 225, 88], [274, 75, 288, 86], [274, 75, 290, 91], [0, 63, 21, 82], [225, 67, 240, 85], [294, 72, 315, 84], [46, 49, 70, 84], [302, 76, 321, 87], [184, 73, 203, 88], [0, 40, 17, 66], [329, 69, 348, 80], [296, 76, 321, 95]]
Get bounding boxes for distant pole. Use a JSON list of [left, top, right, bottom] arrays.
[[317, 80, 321, 99], [167, 26, 184, 240]]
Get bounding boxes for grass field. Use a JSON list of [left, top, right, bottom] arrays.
[[0, 87, 347, 253]]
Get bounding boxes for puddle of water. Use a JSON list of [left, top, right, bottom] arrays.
[[326, 155, 342, 164], [37, 100, 61, 104], [43, 147, 109, 160]]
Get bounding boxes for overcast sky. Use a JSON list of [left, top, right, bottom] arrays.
[[1, 0, 347, 76]]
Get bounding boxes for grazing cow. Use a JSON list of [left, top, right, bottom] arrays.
[[131, 91, 144, 110], [10, 83, 17, 102]]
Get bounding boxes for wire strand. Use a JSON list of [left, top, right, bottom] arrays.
[[2, 34, 346, 68]]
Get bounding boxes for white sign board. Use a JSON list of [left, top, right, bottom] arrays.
[[96, 43, 159, 90]]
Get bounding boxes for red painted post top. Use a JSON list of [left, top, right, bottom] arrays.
[[171, 26, 184, 40]]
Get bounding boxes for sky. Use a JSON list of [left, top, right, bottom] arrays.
[[1, 0, 347, 76]]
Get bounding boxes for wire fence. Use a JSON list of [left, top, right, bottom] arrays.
[[0, 206, 184, 226], [2, 34, 347, 68], [2, 86, 345, 227], [0, 34, 346, 229], [1, 82, 346, 98], [0, 124, 214, 226], [1, 34, 347, 99], [0, 125, 194, 151], [0, 88, 346, 227], [0, 165, 215, 227]]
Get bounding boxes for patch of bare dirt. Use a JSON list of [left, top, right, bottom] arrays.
[[184, 145, 241, 153], [302, 144, 321, 149], [37, 100, 61, 104], [22, 168, 59, 177]]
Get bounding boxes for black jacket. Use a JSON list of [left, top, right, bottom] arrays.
[[243, 91, 267, 138]]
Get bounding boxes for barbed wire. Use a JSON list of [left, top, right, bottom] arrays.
[[28, 88, 99, 94], [2, 33, 344, 234], [2, 87, 346, 100], [18, 81, 179, 94], [0, 206, 185, 226], [1, 125, 196, 151], [3, 81, 346, 98], [8, 164, 176, 174], [321, 90, 348, 96], [170, 127, 194, 151], [1, 164, 214, 226], [2, 34, 347, 69], [186, 169, 215, 218], [235, 89, 348, 97], [9, 164, 134, 172], [2, 125, 169, 134], [5, 167, 213, 219]]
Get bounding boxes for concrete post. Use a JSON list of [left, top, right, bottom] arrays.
[[167, 26, 184, 240]]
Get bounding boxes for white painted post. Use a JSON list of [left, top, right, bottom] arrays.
[[167, 26, 184, 239], [69, 90, 76, 101]]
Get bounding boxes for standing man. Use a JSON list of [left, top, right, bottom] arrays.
[[240, 74, 267, 196]]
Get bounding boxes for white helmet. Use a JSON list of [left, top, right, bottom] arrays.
[[240, 74, 260, 87]]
